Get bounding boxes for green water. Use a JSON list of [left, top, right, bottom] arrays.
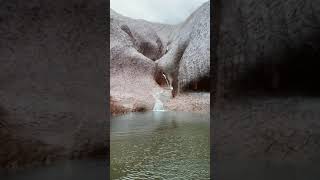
[[110, 112, 210, 179]]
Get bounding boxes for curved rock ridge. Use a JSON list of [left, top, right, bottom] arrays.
[[110, 2, 210, 114], [156, 2, 210, 94], [110, 8, 175, 114]]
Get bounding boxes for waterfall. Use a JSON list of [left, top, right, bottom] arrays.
[[153, 97, 165, 111], [162, 74, 173, 90], [153, 74, 173, 111]]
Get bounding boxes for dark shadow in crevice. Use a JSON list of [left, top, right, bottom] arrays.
[[232, 34, 320, 97], [0, 105, 9, 130], [181, 76, 211, 92]]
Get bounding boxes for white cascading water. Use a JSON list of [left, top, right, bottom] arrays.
[[162, 73, 173, 90], [153, 74, 172, 111], [152, 95, 165, 111]]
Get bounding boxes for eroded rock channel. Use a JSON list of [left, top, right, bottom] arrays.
[[110, 2, 210, 115]]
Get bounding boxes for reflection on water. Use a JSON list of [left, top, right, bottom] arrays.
[[111, 112, 210, 179]]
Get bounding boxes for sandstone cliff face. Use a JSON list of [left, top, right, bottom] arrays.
[[0, 0, 107, 168], [110, 2, 210, 114]]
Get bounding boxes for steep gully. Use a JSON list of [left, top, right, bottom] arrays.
[[110, 2, 210, 114]]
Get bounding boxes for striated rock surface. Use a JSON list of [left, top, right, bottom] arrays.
[[110, 9, 174, 114], [110, 2, 210, 115], [156, 2, 210, 94]]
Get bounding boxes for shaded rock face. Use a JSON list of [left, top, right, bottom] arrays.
[[0, 0, 107, 168], [214, 0, 320, 166], [110, 2, 210, 114], [215, 0, 320, 97]]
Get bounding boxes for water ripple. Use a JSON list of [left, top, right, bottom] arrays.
[[111, 112, 210, 179]]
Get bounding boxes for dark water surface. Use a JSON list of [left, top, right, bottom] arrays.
[[0, 159, 107, 180], [111, 112, 210, 179]]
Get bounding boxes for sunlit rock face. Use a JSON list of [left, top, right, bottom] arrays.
[[110, 2, 210, 114]]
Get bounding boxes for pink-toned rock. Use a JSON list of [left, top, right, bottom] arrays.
[[166, 93, 210, 113], [110, 2, 210, 115], [110, 9, 175, 115]]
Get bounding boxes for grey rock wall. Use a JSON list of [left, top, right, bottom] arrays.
[[216, 0, 320, 97], [0, 0, 107, 168], [156, 2, 210, 93], [213, 2, 320, 179], [213, 0, 320, 170]]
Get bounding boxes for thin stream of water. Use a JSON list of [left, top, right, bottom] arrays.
[[153, 74, 172, 111], [162, 73, 173, 90]]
